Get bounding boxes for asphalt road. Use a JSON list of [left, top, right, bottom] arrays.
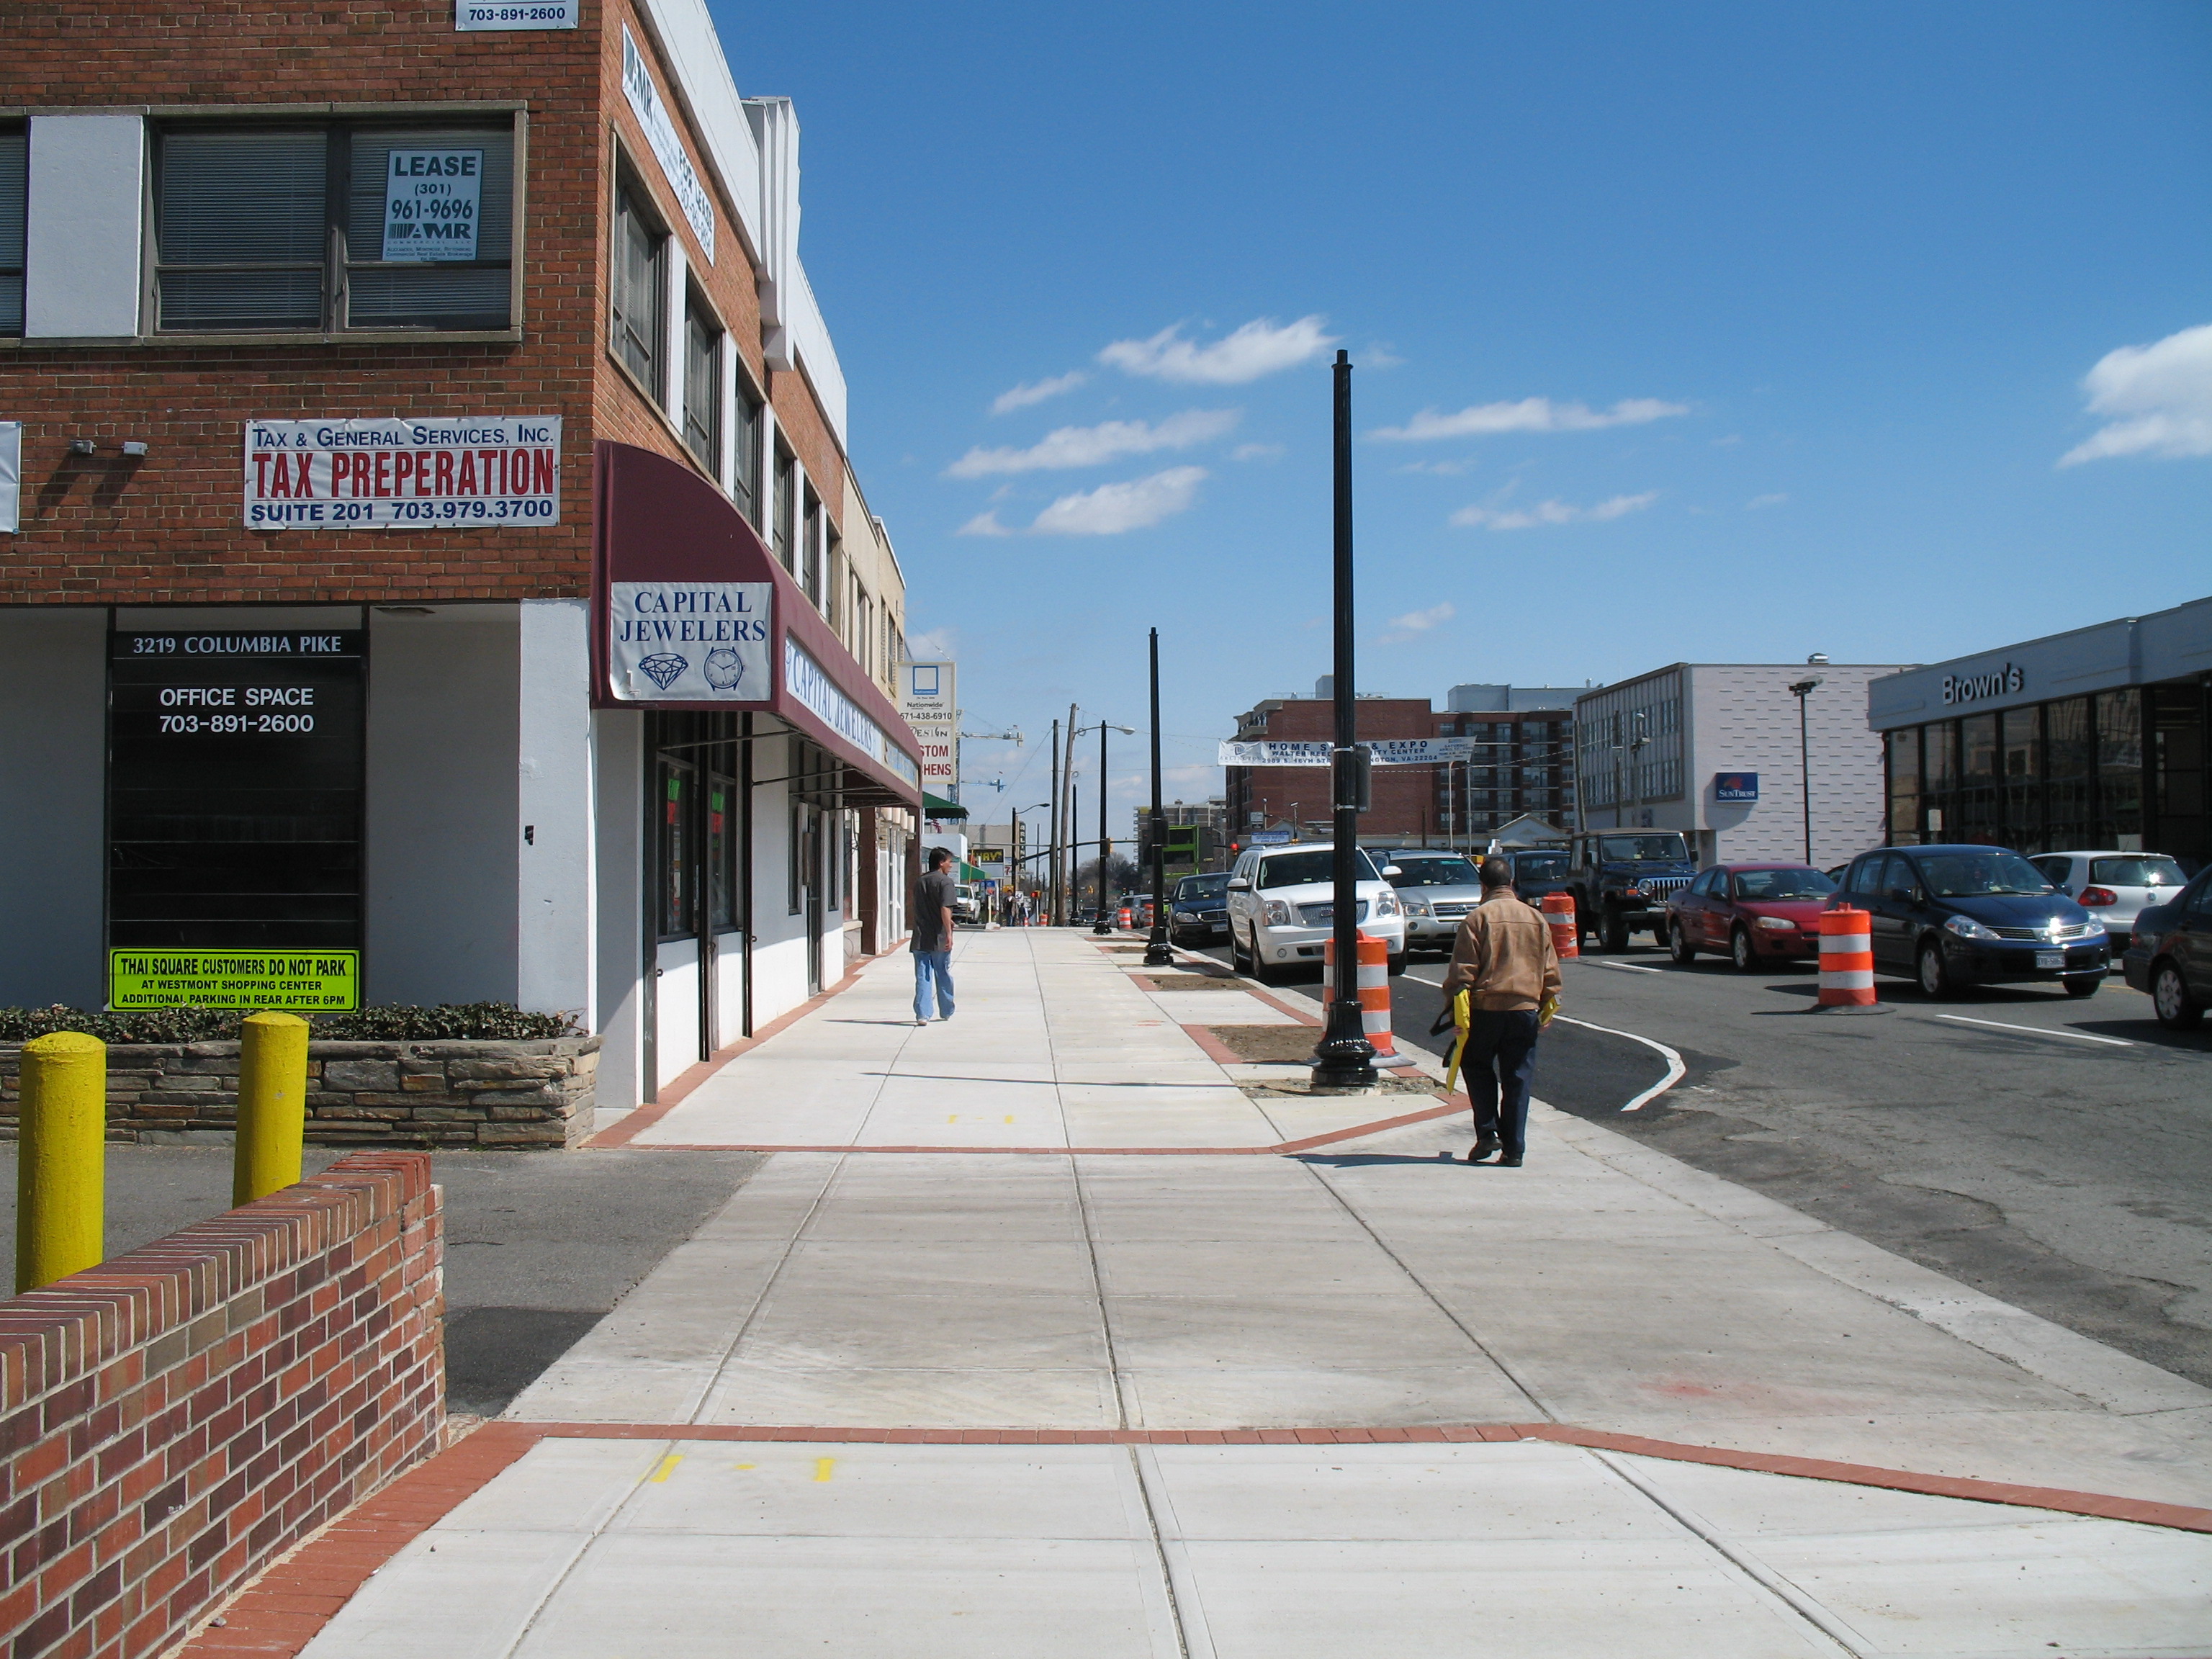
[[0, 1145, 764, 1416], [1201, 935, 2212, 1390]]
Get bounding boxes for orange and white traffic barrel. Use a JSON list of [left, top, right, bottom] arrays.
[[1322, 930, 1395, 1057], [1118, 904, 1133, 930], [1541, 892, 1579, 960], [1818, 907, 1876, 1007]]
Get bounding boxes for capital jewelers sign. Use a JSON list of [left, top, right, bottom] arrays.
[[243, 417, 560, 529], [607, 581, 774, 701]]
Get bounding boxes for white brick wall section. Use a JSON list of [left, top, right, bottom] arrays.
[[25, 114, 144, 338]]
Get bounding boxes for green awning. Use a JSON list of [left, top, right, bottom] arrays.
[[923, 793, 967, 819], [959, 861, 991, 882]]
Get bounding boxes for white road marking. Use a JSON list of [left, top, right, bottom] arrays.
[[1380, 973, 1689, 1111], [1581, 958, 1661, 975], [1933, 1014, 2132, 1048]]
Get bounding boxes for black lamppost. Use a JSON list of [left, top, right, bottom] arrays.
[[1313, 350, 1377, 1088], [1789, 676, 1822, 864], [1143, 629, 1174, 966]]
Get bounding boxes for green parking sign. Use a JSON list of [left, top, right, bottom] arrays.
[[109, 950, 360, 1011]]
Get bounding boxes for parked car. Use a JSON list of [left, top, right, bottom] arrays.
[[953, 884, 982, 926], [1168, 873, 1232, 945], [1830, 844, 2109, 997], [1566, 830, 1697, 950], [2122, 865, 2212, 1029], [1665, 863, 1838, 971], [2030, 850, 2189, 934], [1501, 848, 1574, 910], [1379, 849, 1484, 954], [1226, 843, 1406, 984]]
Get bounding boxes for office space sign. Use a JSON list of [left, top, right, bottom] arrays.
[[381, 150, 482, 261], [1714, 771, 1760, 803], [608, 581, 772, 701], [243, 417, 559, 529]]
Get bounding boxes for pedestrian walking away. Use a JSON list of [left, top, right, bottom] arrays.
[[1439, 857, 1563, 1167], [911, 848, 958, 1025]]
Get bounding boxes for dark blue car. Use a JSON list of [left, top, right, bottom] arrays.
[[1168, 872, 1232, 945], [1832, 844, 2110, 998]]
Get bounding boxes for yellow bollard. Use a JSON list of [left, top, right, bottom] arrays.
[[16, 1032, 107, 1293], [233, 1012, 310, 1206]]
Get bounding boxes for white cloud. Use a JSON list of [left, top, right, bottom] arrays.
[[1388, 601, 1455, 633], [1031, 467, 1208, 535], [1372, 397, 1689, 442], [956, 511, 1013, 536], [990, 371, 1087, 415], [1098, 315, 1337, 385], [906, 627, 957, 659], [1393, 457, 1479, 475], [1745, 493, 1789, 511], [1231, 442, 1283, 462], [1364, 343, 1406, 368], [2057, 323, 2212, 466], [945, 409, 1239, 477], [1452, 492, 1658, 531]]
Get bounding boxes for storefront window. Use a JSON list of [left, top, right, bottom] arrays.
[[2001, 706, 2042, 850], [1959, 714, 1999, 845], [708, 775, 736, 932], [658, 758, 694, 938], [2098, 688, 2143, 850], [1886, 727, 1920, 844], [2045, 698, 2092, 851]]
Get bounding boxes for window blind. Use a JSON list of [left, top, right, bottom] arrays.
[[156, 129, 328, 329], [683, 301, 720, 468], [345, 127, 512, 328], [0, 130, 24, 336], [611, 186, 663, 392]]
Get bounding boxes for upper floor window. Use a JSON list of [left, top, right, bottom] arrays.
[[801, 487, 822, 608], [682, 289, 721, 471], [611, 181, 665, 394], [732, 377, 763, 529], [153, 120, 516, 333], [772, 447, 796, 572], [0, 127, 24, 336]]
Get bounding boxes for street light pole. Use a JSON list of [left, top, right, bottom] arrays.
[[1094, 719, 1113, 935], [1789, 677, 1822, 864], [1313, 349, 1377, 1088], [1046, 719, 1061, 926], [1143, 629, 1174, 966]]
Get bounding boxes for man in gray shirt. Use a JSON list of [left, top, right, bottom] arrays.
[[912, 847, 958, 1025]]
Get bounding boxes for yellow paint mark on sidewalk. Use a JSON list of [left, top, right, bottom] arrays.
[[1004, 1115, 1015, 1123], [647, 1454, 683, 1484], [814, 1457, 837, 1483]]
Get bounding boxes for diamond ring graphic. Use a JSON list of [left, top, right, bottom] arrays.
[[637, 652, 688, 690]]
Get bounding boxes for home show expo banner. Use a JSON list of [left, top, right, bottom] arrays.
[[243, 417, 560, 529], [1215, 737, 1479, 767]]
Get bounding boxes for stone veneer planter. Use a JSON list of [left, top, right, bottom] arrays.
[[0, 1035, 599, 1148]]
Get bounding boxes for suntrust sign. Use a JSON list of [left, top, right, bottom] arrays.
[[1941, 662, 2026, 706]]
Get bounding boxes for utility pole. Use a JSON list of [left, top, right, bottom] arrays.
[[1313, 349, 1377, 1088], [1046, 719, 1061, 926], [1143, 629, 1173, 966]]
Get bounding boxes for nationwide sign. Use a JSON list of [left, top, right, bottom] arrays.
[[109, 949, 360, 1011], [899, 660, 958, 795], [1215, 737, 1479, 768], [243, 417, 559, 529]]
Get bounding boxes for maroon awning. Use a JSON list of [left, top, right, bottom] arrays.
[[591, 441, 922, 807]]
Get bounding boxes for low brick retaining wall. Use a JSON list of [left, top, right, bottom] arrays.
[[0, 1151, 444, 1659], [0, 1038, 598, 1149]]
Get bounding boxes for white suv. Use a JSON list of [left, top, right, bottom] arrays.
[[1226, 843, 1407, 984], [2031, 850, 2189, 933]]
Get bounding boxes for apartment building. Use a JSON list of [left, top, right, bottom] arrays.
[[0, 0, 919, 1112]]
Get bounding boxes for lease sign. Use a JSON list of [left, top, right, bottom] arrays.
[[381, 150, 482, 261], [243, 417, 559, 529]]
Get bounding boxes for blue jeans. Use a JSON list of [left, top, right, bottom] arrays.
[[1462, 1009, 1539, 1156], [912, 948, 955, 1020]]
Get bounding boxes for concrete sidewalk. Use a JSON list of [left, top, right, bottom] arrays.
[[240, 930, 2211, 1658]]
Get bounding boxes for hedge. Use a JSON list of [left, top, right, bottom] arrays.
[[0, 1002, 578, 1044]]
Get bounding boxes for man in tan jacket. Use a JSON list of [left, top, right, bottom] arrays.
[[1439, 858, 1563, 1166]]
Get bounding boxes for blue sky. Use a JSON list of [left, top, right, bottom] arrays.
[[716, 0, 2212, 832]]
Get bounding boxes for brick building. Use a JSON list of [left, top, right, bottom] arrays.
[[1222, 682, 1575, 851], [0, 0, 920, 1108]]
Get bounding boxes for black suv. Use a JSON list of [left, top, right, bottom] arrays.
[[1567, 830, 1696, 950], [1832, 844, 2109, 997]]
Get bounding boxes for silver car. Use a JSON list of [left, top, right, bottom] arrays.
[[1381, 849, 1486, 954], [2031, 850, 2189, 933]]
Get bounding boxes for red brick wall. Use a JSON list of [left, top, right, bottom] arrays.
[[1229, 699, 1442, 841], [0, 1152, 444, 1659], [0, 0, 850, 603]]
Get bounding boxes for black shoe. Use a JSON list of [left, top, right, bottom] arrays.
[[1466, 1134, 1501, 1163], [1493, 1154, 1524, 1168]]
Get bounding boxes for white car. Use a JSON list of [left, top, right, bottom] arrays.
[[1225, 843, 1406, 984], [2031, 850, 2189, 934]]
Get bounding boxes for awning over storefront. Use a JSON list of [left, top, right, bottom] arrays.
[[922, 792, 966, 819], [591, 442, 922, 809]]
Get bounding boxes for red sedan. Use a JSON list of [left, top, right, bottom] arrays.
[[1664, 863, 1839, 971]]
